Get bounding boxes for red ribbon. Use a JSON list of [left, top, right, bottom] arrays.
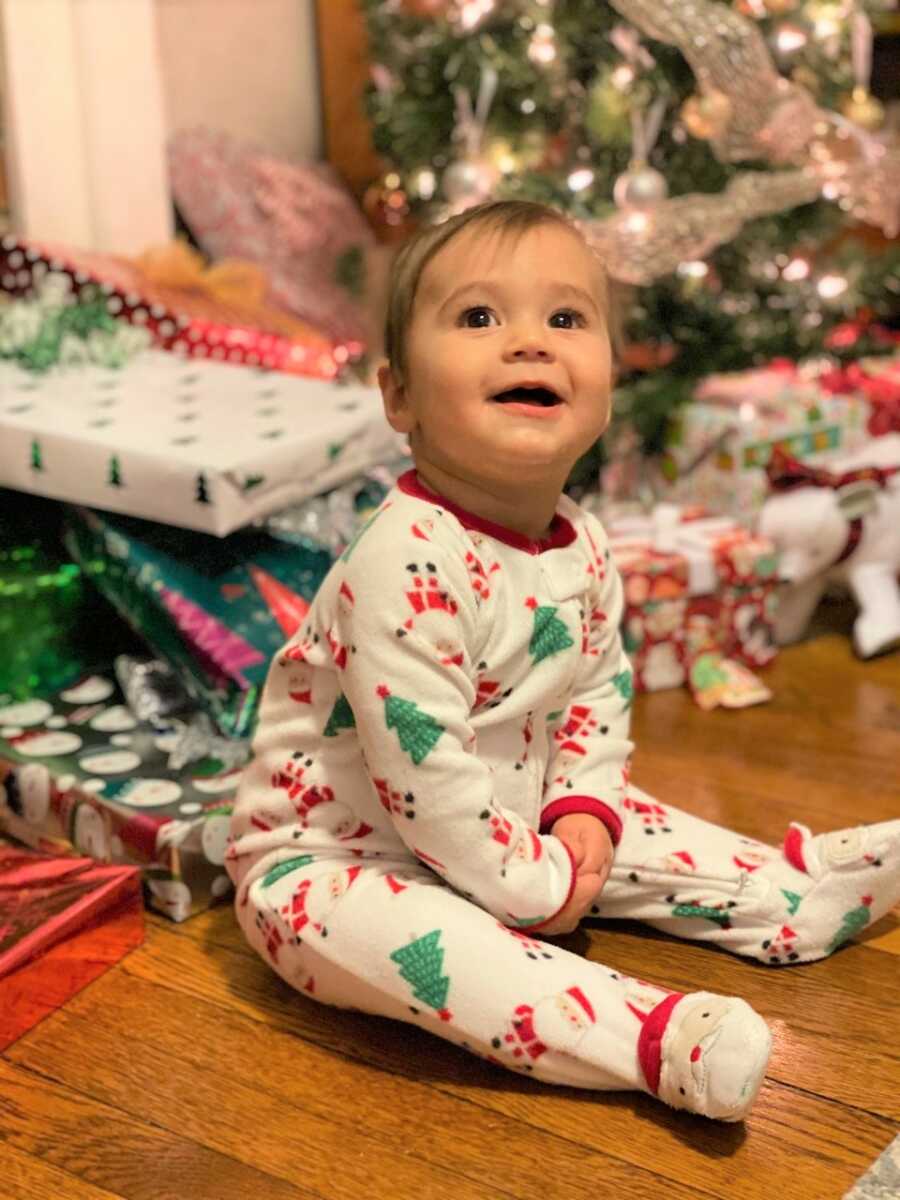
[[766, 446, 900, 493]]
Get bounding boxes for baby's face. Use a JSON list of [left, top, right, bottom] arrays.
[[384, 222, 612, 491]]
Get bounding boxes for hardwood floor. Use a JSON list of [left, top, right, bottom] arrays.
[[2, 630, 898, 1200]]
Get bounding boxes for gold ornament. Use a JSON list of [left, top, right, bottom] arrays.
[[517, 129, 550, 170], [841, 87, 885, 132], [484, 137, 520, 175], [680, 91, 733, 140], [363, 176, 415, 243]]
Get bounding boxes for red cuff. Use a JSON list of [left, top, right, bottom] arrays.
[[540, 796, 623, 846], [518, 841, 578, 933]]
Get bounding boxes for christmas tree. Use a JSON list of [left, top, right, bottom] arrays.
[[390, 929, 453, 1019], [107, 455, 123, 488], [195, 472, 211, 504], [324, 692, 357, 737], [361, 0, 900, 451], [378, 685, 445, 763], [527, 601, 575, 664], [29, 439, 43, 472]]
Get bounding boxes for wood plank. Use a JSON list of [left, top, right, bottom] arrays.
[[0, 1056, 312, 1200], [4, 1143, 123, 1200], [7, 990, 523, 1200], [70, 925, 896, 1200], [7, 974, 710, 1200]]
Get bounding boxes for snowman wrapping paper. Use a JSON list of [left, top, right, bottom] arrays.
[[0, 674, 240, 921]]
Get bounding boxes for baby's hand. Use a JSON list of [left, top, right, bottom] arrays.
[[537, 814, 615, 936]]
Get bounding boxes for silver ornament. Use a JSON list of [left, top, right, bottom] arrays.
[[442, 158, 496, 206], [613, 165, 668, 209]]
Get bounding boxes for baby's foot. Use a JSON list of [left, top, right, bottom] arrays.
[[780, 818, 900, 959], [650, 992, 772, 1121]]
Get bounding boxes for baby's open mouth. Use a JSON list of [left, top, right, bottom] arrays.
[[491, 386, 562, 408]]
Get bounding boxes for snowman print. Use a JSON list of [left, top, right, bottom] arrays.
[[115, 778, 183, 808], [80, 748, 143, 776]]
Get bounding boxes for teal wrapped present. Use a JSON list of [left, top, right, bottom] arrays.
[[63, 506, 333, 738]]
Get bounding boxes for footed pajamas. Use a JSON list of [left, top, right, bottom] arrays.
[[227, 470, 900, 1121]]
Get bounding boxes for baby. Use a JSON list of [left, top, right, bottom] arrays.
[[226, 200, 900, 1121]]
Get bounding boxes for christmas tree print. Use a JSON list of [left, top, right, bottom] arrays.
[[261, 855, 315, 888], [613, 669, 634, 709], [249, 564, 310, 638], [671, 900, 733, 929], [526, 598, 574, 665], [29, 439, 44, 472], [195, 472, 211, 504], [378, 686, 444, 765], [782, 889, 803, 916], [826, 895, 872, 954], [390, 930, 452, 1020], [323, 692, 356, 737], [107, 455, 123, 487], [158, 585, 266, 686]]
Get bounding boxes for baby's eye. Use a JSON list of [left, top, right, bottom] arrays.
[[549, 308, 585, 329], [460, 306, 497, 328]]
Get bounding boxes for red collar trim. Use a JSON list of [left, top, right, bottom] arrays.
[[398, 470, 577, 555]]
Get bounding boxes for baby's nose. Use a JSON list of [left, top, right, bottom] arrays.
[[505, 330, 553, 361]]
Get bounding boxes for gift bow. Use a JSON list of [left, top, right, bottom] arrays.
[[132, 242, 268, 310], [766, 447, 900, 493]]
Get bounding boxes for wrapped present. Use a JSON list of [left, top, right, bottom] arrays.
[[818, 354, 900, 438], [0, 673, 241, 922], [0, 843, 142, 981], [660, 360, 871, 516], [0, 349, 404, 536], [608, 505, 780, 708], [168, 128, 375, 346], [0, 487, 145, 702], [63, 506, 333, 739], [0, 233, 359, 378]]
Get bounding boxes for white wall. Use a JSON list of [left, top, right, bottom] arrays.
[[155, 0, 322, 162], [0, 0, 321, 251]]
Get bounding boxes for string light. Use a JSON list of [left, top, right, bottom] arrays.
[[782, 257, 810, 281], [528, 24, 557, 65], [677, 261, 709, 278], [567, 167, 595, 192], [611, 64, 636, 90], [774, 23, 809, 54], [817, 273, 848, 299]]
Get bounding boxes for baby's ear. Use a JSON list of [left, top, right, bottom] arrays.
[[378, 364, 416, 434]]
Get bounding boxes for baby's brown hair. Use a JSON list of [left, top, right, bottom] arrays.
[[383, 200, 611, 382]]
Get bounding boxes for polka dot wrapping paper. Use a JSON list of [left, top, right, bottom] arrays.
[[0, 673, 242, 922], [0, 233, 362, 378], [0, 348, 405, 536]]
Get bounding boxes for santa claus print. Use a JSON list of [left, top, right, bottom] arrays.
[[761, 923, 801, 963], [624, 795, 674, 836], [553, 703, 600, 758], [645, 850, 697, 876], [492, 986, 597, 1068], [498, 923, 555, 961], [398, 561, 459, 635], [255, 910, 285, 964], [373, 777, 416, 820], [464, 548, 500, 604], [279, 865, 363, 940]]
